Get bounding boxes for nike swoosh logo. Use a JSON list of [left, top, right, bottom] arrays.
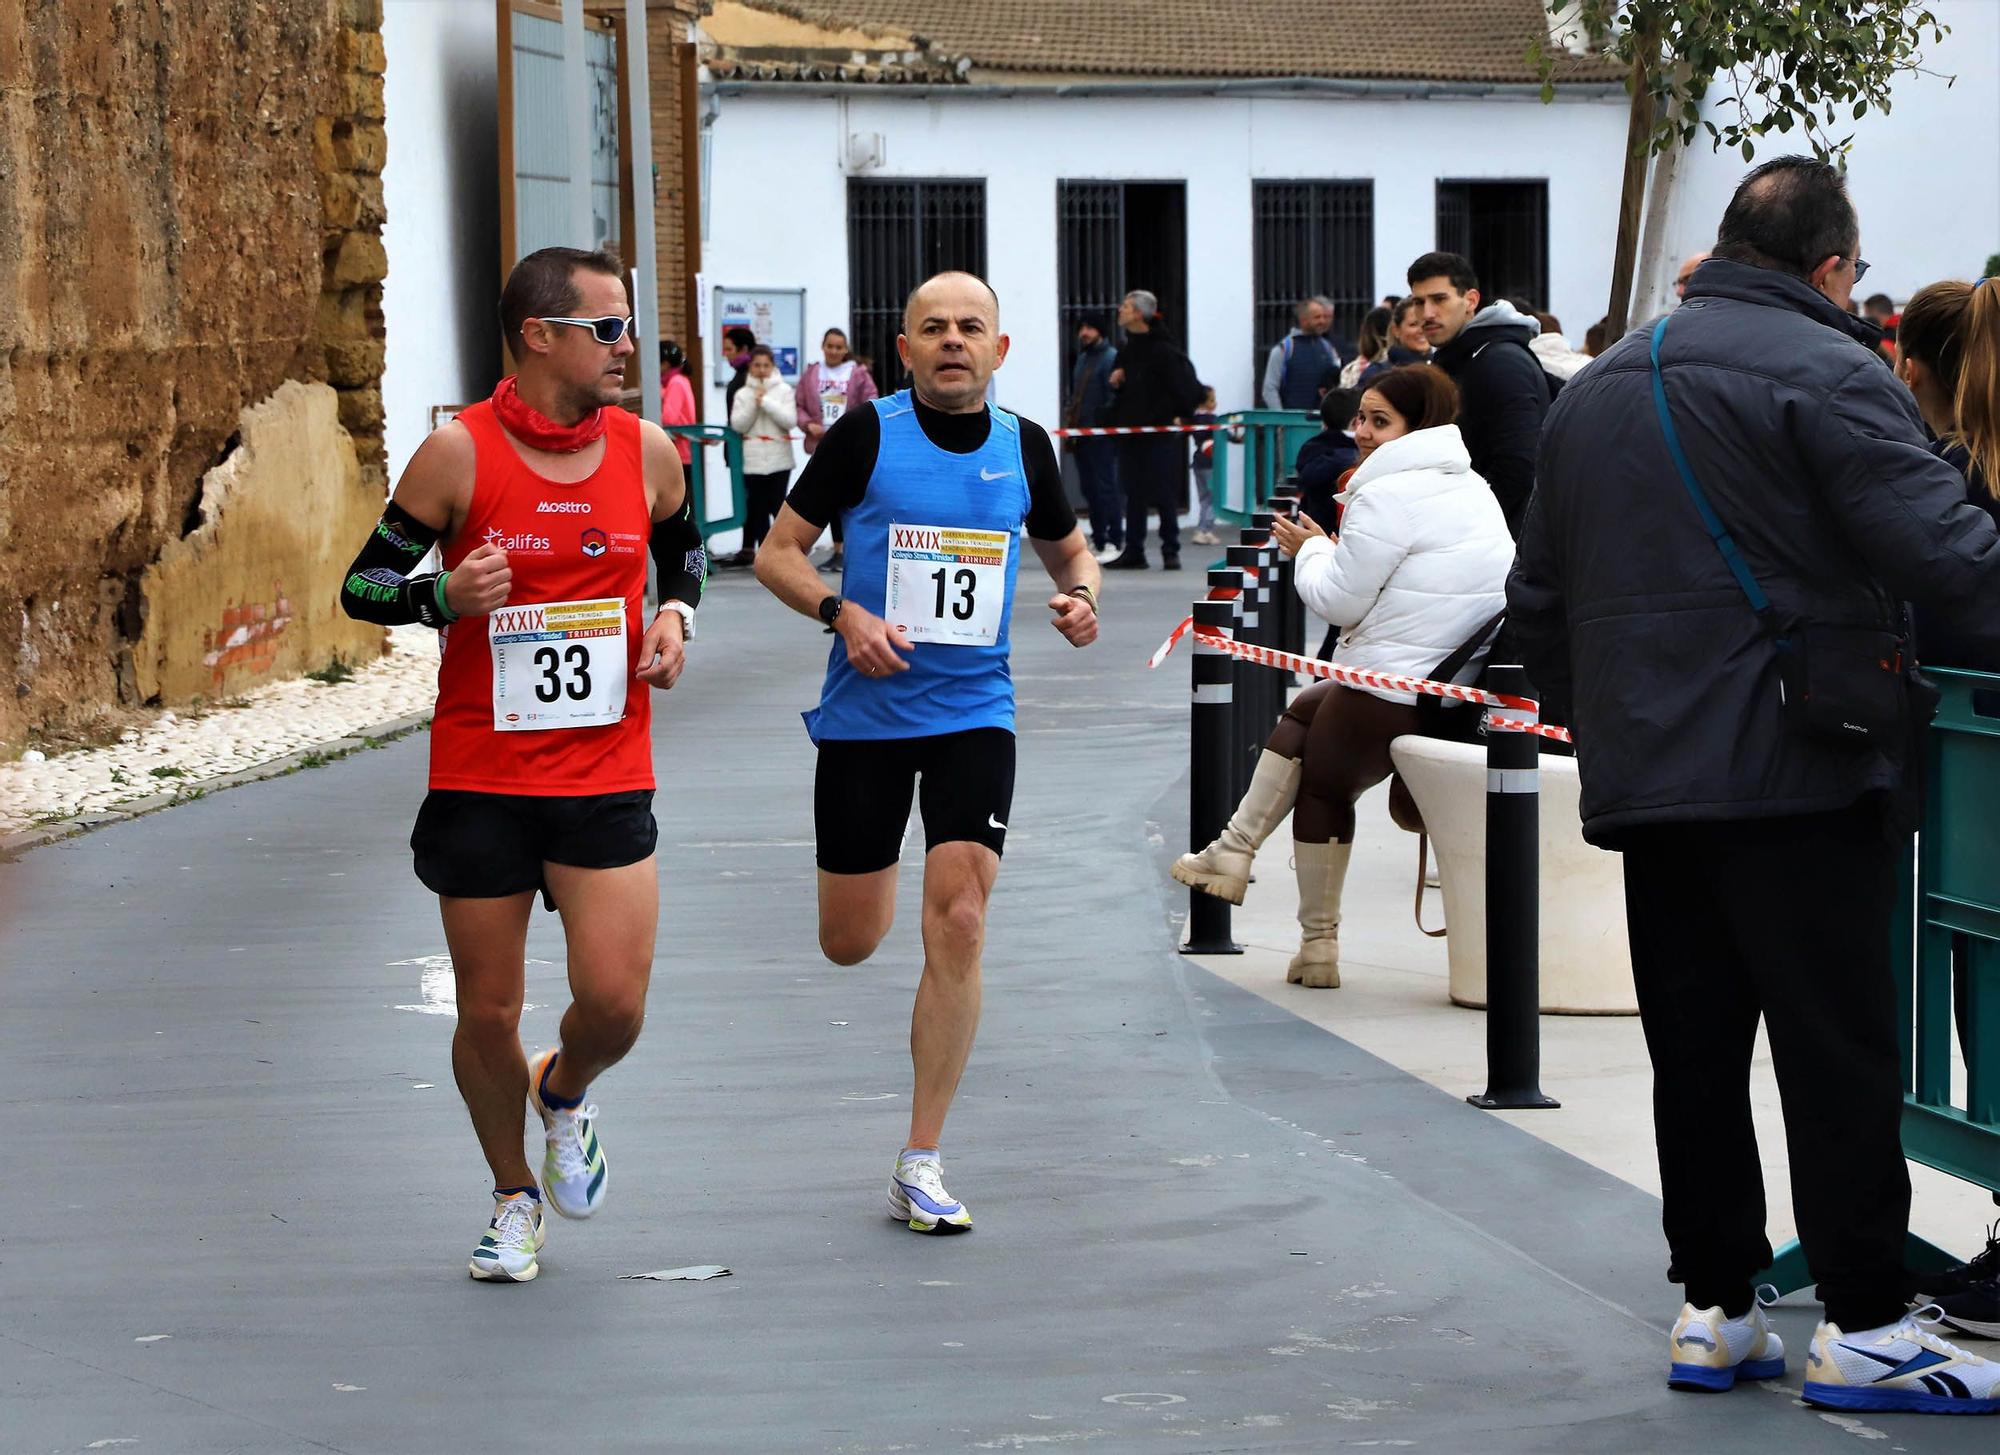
[[979, 468, 1014, 481], [987, 814, 1007, 830]]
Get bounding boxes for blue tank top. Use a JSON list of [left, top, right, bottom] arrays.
[[805, 392, 1031, 743]]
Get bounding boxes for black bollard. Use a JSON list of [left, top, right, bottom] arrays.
[[1227, 542, 1268, 789], [1249, 513, 1283, 733], [1266, 491, 1303, 656], [1468, 664, 1560, 1110], [1208, 564, 1247, 802], [1184, 598, 1243, 955]]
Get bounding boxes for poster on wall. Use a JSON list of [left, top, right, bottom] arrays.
[[713, 287, 805, 382]]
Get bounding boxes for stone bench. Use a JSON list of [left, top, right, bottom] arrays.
[[1387, 735, 1637, 1015]]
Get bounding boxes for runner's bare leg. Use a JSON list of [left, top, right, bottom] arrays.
[[440, 890, 538, 1188]]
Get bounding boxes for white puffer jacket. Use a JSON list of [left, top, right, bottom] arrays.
[[729, 377, 798, 475], [1291, 424, 1514, 704]]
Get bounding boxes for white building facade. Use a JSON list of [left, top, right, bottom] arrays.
[[700, 0, 1997, 431]]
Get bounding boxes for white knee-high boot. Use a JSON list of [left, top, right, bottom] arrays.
[[1170, 750, 1301, 906], [1287, 839, 1353, 988]]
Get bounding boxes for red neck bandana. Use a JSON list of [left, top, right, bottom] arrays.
[[491, 375, 608, 453]]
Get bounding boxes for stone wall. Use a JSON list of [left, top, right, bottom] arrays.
[[0, 0, 389, 755]]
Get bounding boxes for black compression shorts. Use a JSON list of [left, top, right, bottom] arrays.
[[411, 789, 657, 904], [814, 728, 1016, 875]]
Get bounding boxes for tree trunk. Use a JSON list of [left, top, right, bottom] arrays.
[[1631, 133, 1684, 324], [1605, 44, 1655, 338]]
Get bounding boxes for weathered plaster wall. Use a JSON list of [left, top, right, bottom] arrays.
[[0, 0, 390, 754]]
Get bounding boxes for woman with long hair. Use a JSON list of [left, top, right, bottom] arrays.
[[1172, 366, 1514, 986], [1896, 278, 1999, 518]]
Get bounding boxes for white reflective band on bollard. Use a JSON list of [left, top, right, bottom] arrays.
[[1193, 683, 1232, 704], [1487, 768, 1541, 795]]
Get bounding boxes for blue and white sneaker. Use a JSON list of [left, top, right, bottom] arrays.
[[1668, 1291, 1786, 1391], [528, 1048, 608, 1221], [1804, 1306, 2000, 1414], [888, 1153, 972, 1234], [468, 1191, 546, 1282]]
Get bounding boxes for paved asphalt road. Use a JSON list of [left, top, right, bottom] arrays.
[[1, 565, 1984, 1453]]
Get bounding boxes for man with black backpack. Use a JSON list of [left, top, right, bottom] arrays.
[[1510, 157, 2000, 1418], [1407, 251, 1549, 538]]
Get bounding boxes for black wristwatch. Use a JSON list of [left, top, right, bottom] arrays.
[[817, 594, 844, 626]]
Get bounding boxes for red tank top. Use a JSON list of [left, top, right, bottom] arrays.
[[429, 400, 654, 794]]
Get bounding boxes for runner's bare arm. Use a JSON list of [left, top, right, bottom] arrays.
[[755, 505, 913, 675], [638, 420, 695, 689], [337, 422, 502, 627], [1032, 529, 1101, 648]]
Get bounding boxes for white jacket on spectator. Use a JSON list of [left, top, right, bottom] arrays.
[[729, 376, 798, 475], [1291, 424, 1514, 704]]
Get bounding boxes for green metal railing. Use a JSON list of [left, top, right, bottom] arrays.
[[664, 424, 747, 543], [1208, 409, 1322, 527], [1763, 667, 2000, 1293]]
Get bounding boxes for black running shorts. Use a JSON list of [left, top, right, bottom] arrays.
[[411, 789, 657, 902], [814, 728, 1017, 875]]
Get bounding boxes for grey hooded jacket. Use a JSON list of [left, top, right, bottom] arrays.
[[1508, 259, 2000, 846]]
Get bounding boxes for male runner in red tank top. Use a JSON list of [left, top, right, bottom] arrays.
[[338, 247, 707, 1282]]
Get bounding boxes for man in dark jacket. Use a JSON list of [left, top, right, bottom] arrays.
[[1408, 251, 1549, 537], [1509, 157, 2000, 1413], [1106, 290, 1202, 570], [1066, 319, 1122, 560]]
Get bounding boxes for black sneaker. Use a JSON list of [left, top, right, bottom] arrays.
[[1916, 1221, 2000, 1303], [1161, 555, 1181, 571], [1104, 552, 1149, 570], [1939, 1276, 2000, 1340]]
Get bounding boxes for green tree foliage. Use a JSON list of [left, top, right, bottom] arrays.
[[1535, 0, 1949, 163]]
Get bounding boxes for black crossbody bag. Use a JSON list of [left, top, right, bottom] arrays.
[[1649, 316, 1917, 748]]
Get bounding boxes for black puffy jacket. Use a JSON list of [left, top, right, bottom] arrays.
[[1430, 301, 1550, 538], [1508, 259, 2000, 846]]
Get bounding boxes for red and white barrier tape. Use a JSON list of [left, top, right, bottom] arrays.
[[1051, 423, 1227, 438], [1148, 618, 1574, 743]]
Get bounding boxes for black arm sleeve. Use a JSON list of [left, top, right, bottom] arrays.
[[650, 492, 706, 609], [338, 500, 454, 628], [785, 405, 881, 527], [1019, 419, 1078, 541]]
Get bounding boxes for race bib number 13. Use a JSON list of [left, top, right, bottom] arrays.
[[488, 598, 628, 731], [883, 522, 1009, 646]]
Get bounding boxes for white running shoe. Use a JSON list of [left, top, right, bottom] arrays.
[[1804, 1306, 2000, 1414], [468, 1192, 546, 1282], [1094, 542, 1124, 564], [887, 1154, 973, 1234], [1668, 1291, 1786, 1391], [528, 1048, 608, 1220]]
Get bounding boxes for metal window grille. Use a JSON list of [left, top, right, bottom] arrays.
[[1435, 180, 1550, 315], [1056, 182, 1188, 413], [846, 178, 987, 395], [1251, 181, 1374, 397]]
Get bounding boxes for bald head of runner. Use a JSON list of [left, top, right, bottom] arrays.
[[899, 271, 1009, 415]]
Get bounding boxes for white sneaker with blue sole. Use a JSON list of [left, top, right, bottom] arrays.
[[888, 1154, 972, 1234], [1804, 1306, 2000, 1414], [1668, 1294, 1786, 1391]]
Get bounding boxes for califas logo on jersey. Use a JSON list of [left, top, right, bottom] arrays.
[[482, 526, 553, 553]]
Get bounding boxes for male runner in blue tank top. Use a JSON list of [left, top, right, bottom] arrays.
[[756, 271, 1101, 1232]]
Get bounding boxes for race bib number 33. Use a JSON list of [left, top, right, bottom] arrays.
[[488, 598, 628, 731], [883, 522, 1010, 646]]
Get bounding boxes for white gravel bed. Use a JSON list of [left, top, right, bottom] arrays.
[[0, 626, 439, 834]]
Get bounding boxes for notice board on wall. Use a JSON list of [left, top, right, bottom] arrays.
[[712, 286, 805, 381]]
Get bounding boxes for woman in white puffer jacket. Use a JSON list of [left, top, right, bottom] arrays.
[[726, 345, 798, 565], [1173, 366, 1513, 986]]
